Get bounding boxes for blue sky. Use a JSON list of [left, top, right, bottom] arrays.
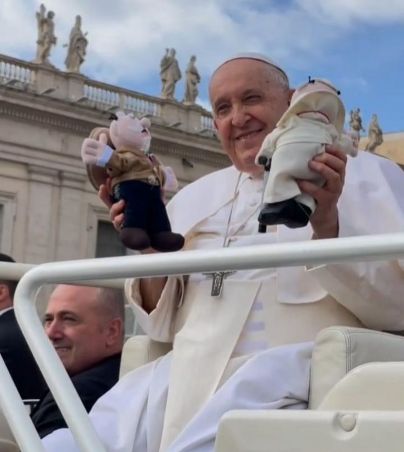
[[2, 0, 404, 133]]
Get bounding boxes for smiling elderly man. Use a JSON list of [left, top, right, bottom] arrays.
[[31, 284, 124, 438], [42, 53, 404, 452]]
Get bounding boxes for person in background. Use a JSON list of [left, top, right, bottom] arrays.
[[31, 284, 124, 438], [0, 252, 47, 403]]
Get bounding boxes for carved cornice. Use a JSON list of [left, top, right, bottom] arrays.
[[0, 88, 229, 169], [60, 171, 87, 190], [28, 164, 60, 184], [152, 138, 230, 166], [0, 99, 96, 136]]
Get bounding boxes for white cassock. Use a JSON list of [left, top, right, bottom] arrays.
[[43, 151, 404, 452], [256, 115, 357, 212]]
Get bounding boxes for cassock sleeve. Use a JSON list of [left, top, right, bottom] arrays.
[[307, 152, 404, 331], [124, 276, 185, 342]]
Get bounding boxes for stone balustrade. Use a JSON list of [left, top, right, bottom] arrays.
[[0, 53, 215, 136], [83, 80, 162, 118], [0, 55, 34, 87]]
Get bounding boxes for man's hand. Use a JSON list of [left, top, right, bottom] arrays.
[[98, 184, 167, 313], [98, 183, 125, 232], [297, 145, 347, 239]]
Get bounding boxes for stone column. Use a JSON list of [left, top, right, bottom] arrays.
[[23, 165, 59, 263], [160, 100, 206, 133], [54, 171, 87, 261], [31, 66, 86, 101]]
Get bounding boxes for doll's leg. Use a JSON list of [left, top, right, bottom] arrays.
[[259, 199, 312, 229], [258, 143, 323, 229], [114, 181, 151, 250], [148, 188, 184, 252]]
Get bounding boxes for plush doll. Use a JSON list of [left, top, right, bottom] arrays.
[[81, 112, 184, 252], [255, 78, 358, 231]]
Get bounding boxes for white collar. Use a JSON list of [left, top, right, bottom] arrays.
[[0, 307, 13, 317]]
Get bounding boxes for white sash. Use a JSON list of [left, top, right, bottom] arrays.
[[159, 280, 260, 451]]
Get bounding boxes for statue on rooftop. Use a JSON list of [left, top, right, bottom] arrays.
[[64, 15, 88, 73], [160, 48, 181, 100], [365, 114, 383, 152], [34, 3, 57, 65], [348, 107, 365, 150], [349, 108, 365, 134], [183, 55, 201, 105]]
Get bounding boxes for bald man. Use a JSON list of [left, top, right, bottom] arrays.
[[31, 285, 124, 438]]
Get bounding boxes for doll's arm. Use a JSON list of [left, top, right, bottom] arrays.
[[81, 135, 113, 167], [338, 133, 358, 157], [255, 127, 285, 169], [162, 166, 178, 191]]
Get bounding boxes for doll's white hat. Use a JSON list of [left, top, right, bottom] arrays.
[[213, 52, 289, 84], [278, 78, 345, 132]]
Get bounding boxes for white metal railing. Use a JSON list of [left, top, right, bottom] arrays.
[[0, 262, 125, 289], [3, 232, 404, 451], [0, 356, 43, 451]]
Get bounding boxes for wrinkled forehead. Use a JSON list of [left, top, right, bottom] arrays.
[[47, 285, 98, 311], [212, 53, 288, 83], [209, 58, 283, 105]]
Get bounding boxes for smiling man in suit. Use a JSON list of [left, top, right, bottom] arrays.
[[31, 284, 124, 438]]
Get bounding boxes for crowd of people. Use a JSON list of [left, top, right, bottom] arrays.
[[1, 52, 404, 452]]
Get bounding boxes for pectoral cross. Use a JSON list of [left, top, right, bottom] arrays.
[[203, 271, 235, 297]]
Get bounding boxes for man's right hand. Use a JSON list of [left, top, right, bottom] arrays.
[[98, 184, 168, 313], [99, 183, 125, 232]]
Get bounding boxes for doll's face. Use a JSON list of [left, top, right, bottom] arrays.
[[110, 114, 151, 153]]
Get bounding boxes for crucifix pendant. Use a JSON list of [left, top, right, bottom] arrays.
[[203, 271, 235, 297]]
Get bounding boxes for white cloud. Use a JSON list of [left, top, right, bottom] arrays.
[[1, 0, 404, 99], [299, 0, 404, 25]]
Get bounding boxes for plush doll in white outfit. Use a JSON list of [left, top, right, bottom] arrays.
[[255, 78, 358, 230]]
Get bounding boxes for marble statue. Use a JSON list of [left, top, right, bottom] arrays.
[[349, 108, 365, 133], [160, 48, 181, 100], [34, 3, 57, 65], [366, 114, 383, 152], [183, 55, 201, 105], [65, 15, 88, 73], [349, 107, 365, 149]]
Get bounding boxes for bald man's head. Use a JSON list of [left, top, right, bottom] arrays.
[[44, 285, 124, 376]]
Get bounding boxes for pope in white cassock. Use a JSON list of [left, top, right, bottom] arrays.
[[43, 53, 404, 452]]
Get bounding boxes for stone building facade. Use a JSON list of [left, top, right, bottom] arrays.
[[0, 54, 228, 264], [360, 132, 404, 169]]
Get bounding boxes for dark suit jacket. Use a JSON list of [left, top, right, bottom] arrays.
[[31, 353, 121, 438], [0, 309, 47, 400]]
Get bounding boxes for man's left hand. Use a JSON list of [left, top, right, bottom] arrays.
[[297, 145, 347, 239]]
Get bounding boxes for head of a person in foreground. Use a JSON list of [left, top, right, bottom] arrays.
[[209, 53, 292, 177], [44, 284, 125, 376]]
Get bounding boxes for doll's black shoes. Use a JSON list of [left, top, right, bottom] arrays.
[[151, 232, 185, 252], [120, 228, 151, 250], [258, 199, 312, 229], [120, 228, 184, 252]]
